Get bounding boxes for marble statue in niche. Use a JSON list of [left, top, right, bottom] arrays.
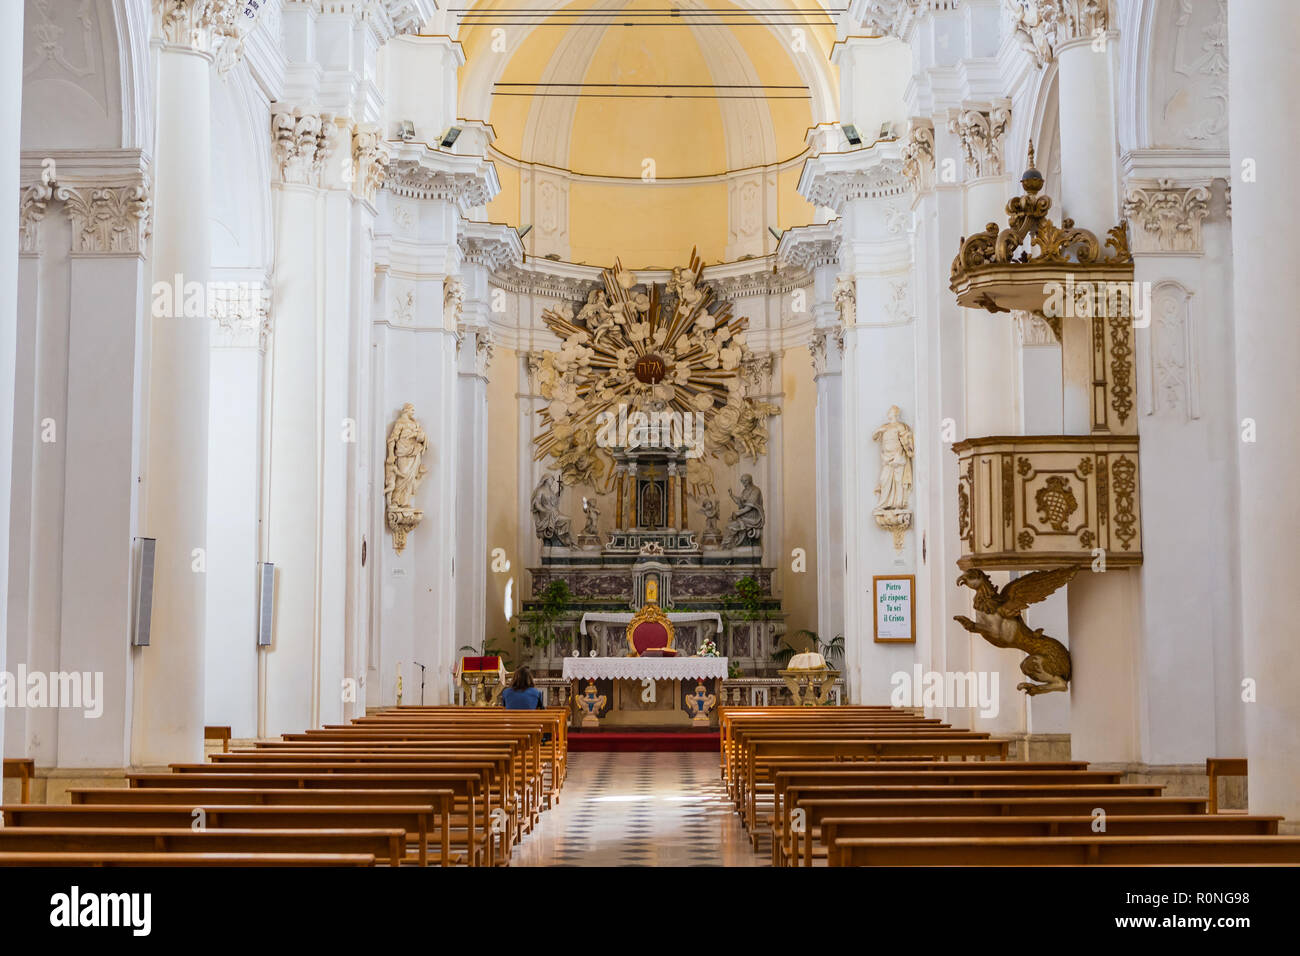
[[699, 498, 722, 547], [872, 405, 914, 551], [721, 474, 765, 549], [531, 473, 575, 547], [384, 403, 429, 553]]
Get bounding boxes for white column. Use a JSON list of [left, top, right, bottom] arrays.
[[1051, 23, 1141, 765], [0, 0, 22, 770], [263, 107, 333, 737], [810, 291, 845, 644], [134, 5, 235, 765], [1227, 0, 1300, 823]]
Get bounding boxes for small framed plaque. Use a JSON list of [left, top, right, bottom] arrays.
[[873, 574, 915, 643]]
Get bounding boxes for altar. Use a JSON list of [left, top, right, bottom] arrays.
[[562, 656, 728, 730]]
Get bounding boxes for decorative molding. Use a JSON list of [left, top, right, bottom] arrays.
[[1121, 179, 1211, 254], [460, 231, 523, 272], [948, 106, 1012, 179], [351, 124, 388, 203], [1147, 281, 1199, 422], [55, 181, 153, 254], [708, 267, 809, 301], [271, 106, 337, 187], [853, 0, 925, 38], [443, 275, 465, 327], [900, 118, 935, 193], [778, 234, 840, 272], [1007, 0, 1110, 69]]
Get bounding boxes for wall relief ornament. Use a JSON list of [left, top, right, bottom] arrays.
[[529, 248, 780, 497], [383, 403, 429, 553]]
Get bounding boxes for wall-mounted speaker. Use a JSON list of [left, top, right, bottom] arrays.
[[257, 562, 275, 647], [132, 537, 156, 647]]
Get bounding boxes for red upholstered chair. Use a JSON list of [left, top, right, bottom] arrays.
[[626, 603, 675, 656]]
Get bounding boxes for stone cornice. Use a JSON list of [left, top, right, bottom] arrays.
[[798, 145, 909, 213], [459, 221, 524, 272], [384, 142, 500, 212], [776, 222, 841, 272]]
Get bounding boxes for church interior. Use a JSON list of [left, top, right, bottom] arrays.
[[1, 0, 1299, 895]]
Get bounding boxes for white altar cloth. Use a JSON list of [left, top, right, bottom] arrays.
[[562, 656, 729, 682], [577, 611, 723, 636]]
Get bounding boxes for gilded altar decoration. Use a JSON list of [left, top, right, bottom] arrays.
[[684, 682, 717, 726], [954, 567, 1078, 695], [573, 681, 608, 728], [530, 248, 780, 497], [872, 406, 914, 551], [384, 403, 428, 553]]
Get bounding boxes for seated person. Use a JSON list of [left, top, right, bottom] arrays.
[[502, 666, 543, 710]]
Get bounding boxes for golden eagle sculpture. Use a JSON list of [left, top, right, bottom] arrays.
[[954, 567, 1078, 695]]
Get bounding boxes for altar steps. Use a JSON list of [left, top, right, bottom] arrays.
[[569, 732, 720, 753]]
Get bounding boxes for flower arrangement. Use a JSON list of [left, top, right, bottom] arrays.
[[698, 636, 720, 658]]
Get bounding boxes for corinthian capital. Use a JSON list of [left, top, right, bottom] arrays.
[[1122, 179, 1212, 254], [56, 182, 153, 254], [352, 124, 389, 203], [271, 107, 338, 187], [153, 0, 245, 65], [1007, 0, 1110, 68], [948, 105, 1011, 179]]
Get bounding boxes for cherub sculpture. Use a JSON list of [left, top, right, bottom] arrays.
[[954, 567, 1078, 695]]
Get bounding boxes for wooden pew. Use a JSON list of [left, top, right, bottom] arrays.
[[0, 851, 376, 867], [828, 834, 1300, 866], [2, 758, 35, 804], [1206, 757, 1247, 814], [1, 803, 438, 867], [807, 814, 1283, 867], [204, 726, 232, 753], [0, 827, 405, 865]]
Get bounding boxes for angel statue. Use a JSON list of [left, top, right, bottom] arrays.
[[954, 567, 1079, 695], [531, 473, 575, 547]]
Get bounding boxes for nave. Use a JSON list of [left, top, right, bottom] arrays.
[[511, 752, 764, 868]]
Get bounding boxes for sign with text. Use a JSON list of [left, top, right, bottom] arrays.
[[873, 574, 915, 643]]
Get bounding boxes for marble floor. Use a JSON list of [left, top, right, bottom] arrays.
[[512, 751, 768, 867]]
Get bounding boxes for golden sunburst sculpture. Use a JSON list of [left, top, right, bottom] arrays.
[[532, 248, 780, 497]]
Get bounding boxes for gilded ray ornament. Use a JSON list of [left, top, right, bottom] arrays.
[[532, 248, 779, 497]]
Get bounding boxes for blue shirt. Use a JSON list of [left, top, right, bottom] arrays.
[[502, 686, 543, 710]]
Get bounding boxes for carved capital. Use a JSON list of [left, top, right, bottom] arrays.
[[153, 0, 244, 64], [1007, 0, 1110, 68], [56, 181, 152, 254], [948, 106, 1011, 179], [901, 119, 935, 193], [1015, 310, 1058, 346], [19, 182, 54, 254], [1121, 179, 1211, 254], [458, 324, 495, 375], [271, 106, 338, 187], [443, 275, 465, 327], [808, 326, 844, 377]]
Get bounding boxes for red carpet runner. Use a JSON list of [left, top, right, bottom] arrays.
[[568, 732, 720, 753]]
